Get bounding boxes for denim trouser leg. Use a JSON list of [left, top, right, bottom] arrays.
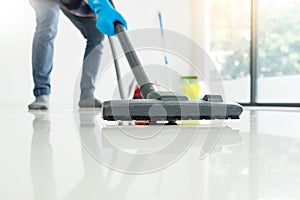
[[30, 0, 59, 96], [62, 10, 105, 99]]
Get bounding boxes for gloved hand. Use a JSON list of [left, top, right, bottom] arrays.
[[88, 0, 127, 36]]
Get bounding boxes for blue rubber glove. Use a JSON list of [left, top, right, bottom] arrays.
[[88, 0, 127, 36]]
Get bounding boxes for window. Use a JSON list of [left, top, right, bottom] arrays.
[[210, 0, 251, 103], [256, 0, 300, 103]]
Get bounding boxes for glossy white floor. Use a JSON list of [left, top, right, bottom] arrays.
[[0, 106, 300, 200]]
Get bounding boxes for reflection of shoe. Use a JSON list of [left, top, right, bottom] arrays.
[[29, 111, 50, 136], [29, 110, 50, 121], [28, 95, 49, 110], [79, 97, 102, 108]]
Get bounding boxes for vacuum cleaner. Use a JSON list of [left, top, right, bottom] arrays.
[[103, 1, 243, 123]]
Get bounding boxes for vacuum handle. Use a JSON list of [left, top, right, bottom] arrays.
[[109, 0, 116, 8], [107, 0, 157, 98], [113, 22, 157, 98]]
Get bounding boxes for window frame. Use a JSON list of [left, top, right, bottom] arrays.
[[240, 0, 300, 107]]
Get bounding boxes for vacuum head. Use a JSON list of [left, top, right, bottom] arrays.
[[102, 96, 243, 122]]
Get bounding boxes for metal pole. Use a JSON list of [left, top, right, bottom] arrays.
[[250, 0, 258, 105]]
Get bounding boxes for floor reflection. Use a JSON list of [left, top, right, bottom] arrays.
[[30, 110, 243, 200], [75, 110, 242, 174], [30, 111, 57, 200]]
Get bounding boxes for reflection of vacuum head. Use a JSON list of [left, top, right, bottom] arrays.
[[101, 125, 242, 157], [76, 111, 242, 173], [104, 20, 243, 123]]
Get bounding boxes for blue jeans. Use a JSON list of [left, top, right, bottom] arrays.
[[30, 0, 104, 99]]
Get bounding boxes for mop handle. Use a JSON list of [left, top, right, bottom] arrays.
[[158, 11, 168, 65]]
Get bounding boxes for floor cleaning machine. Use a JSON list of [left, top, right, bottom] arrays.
[[103, 1, 243, 123]]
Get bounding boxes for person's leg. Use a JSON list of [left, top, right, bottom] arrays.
[[61, 10, 104, 108], [28, 0, 60, 110]]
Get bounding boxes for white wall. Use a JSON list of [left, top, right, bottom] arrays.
[[0, 0, 208, 107]]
